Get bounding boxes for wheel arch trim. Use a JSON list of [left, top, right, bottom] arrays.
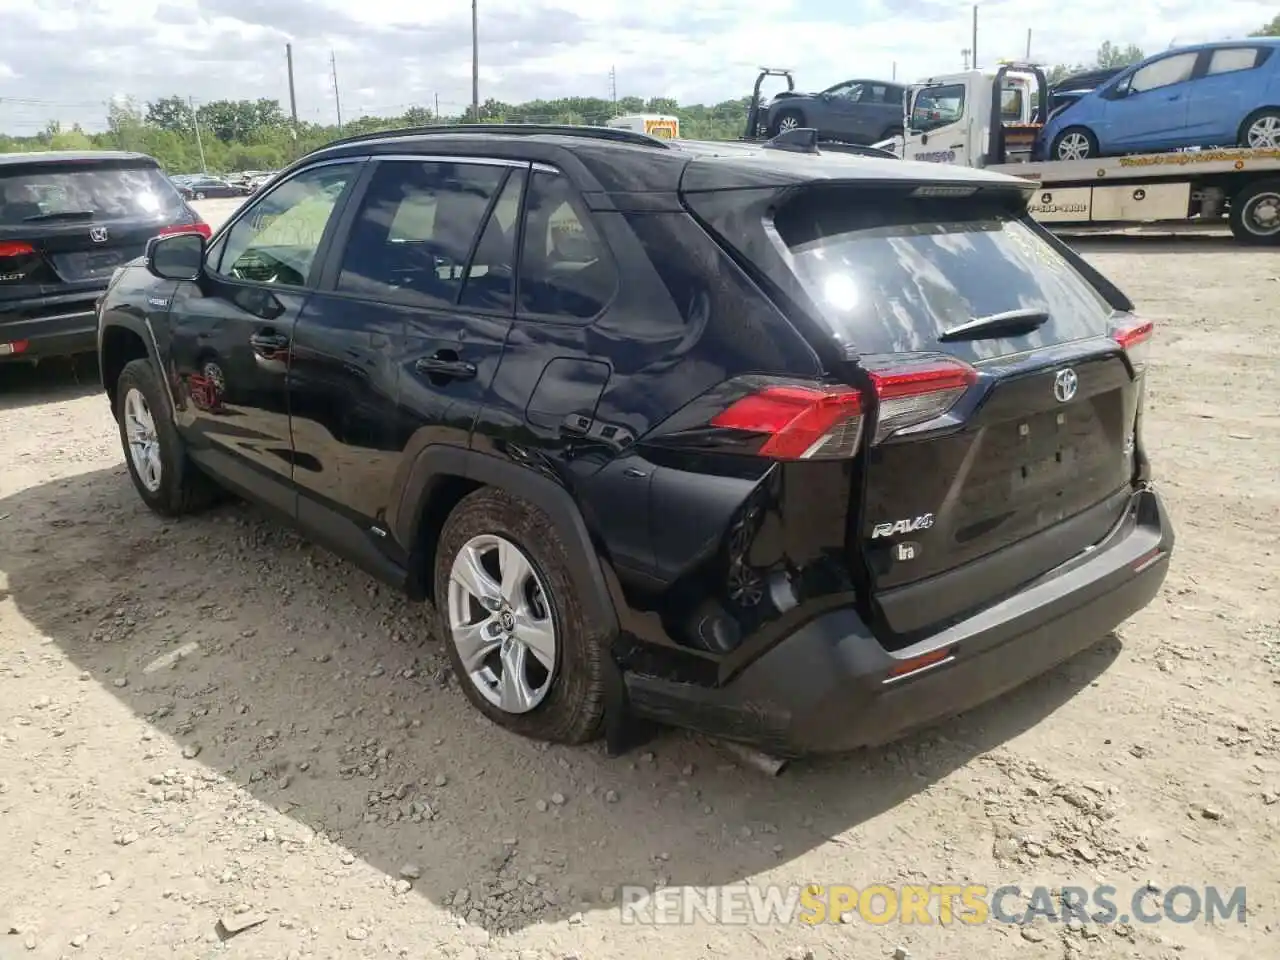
[[391, 444, 621, 638]]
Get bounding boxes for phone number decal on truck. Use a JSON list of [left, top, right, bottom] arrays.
[[911, 150, 957, 163]]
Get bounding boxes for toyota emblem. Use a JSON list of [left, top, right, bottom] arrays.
[[89, 226, 109, 243], [1053, 368, 1079, 403]]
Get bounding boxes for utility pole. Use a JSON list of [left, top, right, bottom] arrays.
[[1025, 28, 1032, 60], [434, 92, 440, 122], [609, 65, 617, 115], [961, 48, 971, 70], [471, 0, 480, 121], [971, 5, 978, 69], [892, 61, 897, 80], [188, 96, 206, 173], [330, 50, 342, 131], [285, 43, 299, 126]]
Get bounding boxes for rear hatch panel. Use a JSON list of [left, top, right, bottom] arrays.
[[681, 163, 1145, 645]]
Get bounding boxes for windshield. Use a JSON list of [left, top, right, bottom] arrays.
[[0, 163, 186, 227], [772, 187, 1114, 362]]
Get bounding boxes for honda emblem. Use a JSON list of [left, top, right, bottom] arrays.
[[89, 226, 109, 243]]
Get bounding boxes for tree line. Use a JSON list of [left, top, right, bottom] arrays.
[[3, 23, 1276, 175]]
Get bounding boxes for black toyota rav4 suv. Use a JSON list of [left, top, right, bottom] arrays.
[[1, 151, 207, 364], [96, 124, 1173, 757]]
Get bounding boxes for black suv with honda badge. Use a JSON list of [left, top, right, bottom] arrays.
[[1, 151, 208, 364], [96, 124, 1173, 757]]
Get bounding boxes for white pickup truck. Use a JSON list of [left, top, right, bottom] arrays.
[[881, 62, 1280, 245]]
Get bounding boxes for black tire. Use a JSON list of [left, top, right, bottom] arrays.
[[1237, 107, 1280, 149], [769, 109, 805, 137], [115, 358, 219, 516], [433, 488, 607, 744], [194, 191, 206, 200], [1229, 178, 1280, 246], [1051, 126, 1098, 161]]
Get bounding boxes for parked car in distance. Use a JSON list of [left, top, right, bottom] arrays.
[[97, 123, 1173, 757], [762, 78, 907, 144], [182, 175, 253, 200], [1, 150, 208, 364], [1039, 39, 1280, 160]]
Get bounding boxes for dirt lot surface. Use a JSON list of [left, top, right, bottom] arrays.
[[2, 203, 1278, 960]]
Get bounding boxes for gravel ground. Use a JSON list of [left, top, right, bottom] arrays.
[[1, 204, 1278, 960]]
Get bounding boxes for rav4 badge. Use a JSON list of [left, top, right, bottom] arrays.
[[871, 514, 935, 539]]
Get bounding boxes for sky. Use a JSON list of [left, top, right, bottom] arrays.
[[0, 0, 1275, 133]]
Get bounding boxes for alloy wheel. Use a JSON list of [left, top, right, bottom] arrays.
[[446, 534, 557, 714], [1246, 114, 1280, 149], [124, 387, 162, 493], [1056, 131, 1092, 161]]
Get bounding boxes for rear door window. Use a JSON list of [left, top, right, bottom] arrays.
[[771, 187, 1113, 363], [336, 159, 506, 308], [1206, 47, 1260, 75], [0, 163, 186, 227]]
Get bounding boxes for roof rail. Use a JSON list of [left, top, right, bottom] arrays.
[[320, 122, 672, 151]]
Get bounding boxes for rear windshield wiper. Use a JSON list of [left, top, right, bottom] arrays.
[[939, 308, 1051, 342], [21, 210, 97, 222]]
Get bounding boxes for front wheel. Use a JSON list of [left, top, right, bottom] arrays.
[[1051, 126, 1098, 161], [434, 488, 608, 744], [1239, 108, 1280, 149], [115, 359, 219, 516], [1229, 179, 1280, 246], [194, 191, 206, 200]]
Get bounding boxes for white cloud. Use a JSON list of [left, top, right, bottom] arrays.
[[0, 0, 1274, 132]]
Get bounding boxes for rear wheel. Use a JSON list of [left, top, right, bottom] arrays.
[[434, 488, 607, 744], [115, 359, 219, 516], [1229, 179, 1280, 246], [1238, 108, 1280, 149], [1051, 126, 1098, 161], [770, 110, 805, 137]]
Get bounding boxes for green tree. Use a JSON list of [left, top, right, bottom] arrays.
[[146, 95, 193, 133], [1095, 41, 1145, 69], [1251, 14, 1280, 36]]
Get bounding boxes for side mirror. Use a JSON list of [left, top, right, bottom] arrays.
[[146, 231, 205, 282]]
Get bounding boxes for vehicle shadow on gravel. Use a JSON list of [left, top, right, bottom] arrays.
[[0, 466, 1123, 934], [0, 355, 100, 412]]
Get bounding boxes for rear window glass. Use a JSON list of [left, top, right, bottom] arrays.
[[773, 190, 1113, 361], [0, 163, 185, 227]]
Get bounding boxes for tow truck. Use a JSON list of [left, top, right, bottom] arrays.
[[888, 62, 1280, 245]]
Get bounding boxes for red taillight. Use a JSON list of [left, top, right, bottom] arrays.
[[158, 221, 212, 240], [0, 241, 35, 258], [866, 356, 977, 443], [1111, 317, 1153, 374], [0, 339, 29, 356], [710, 384, 864, 460]]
